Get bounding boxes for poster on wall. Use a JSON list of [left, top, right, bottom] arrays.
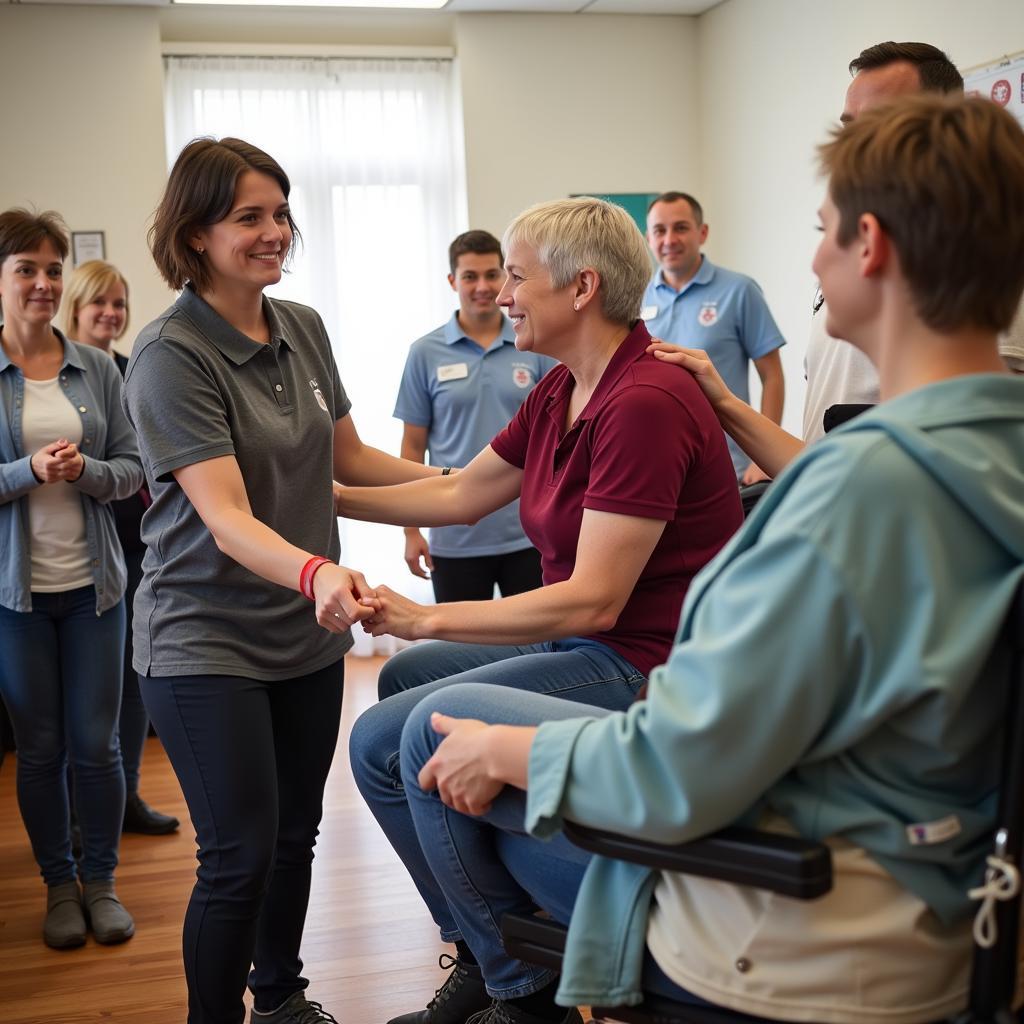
[[964, 50, 1024, 130]]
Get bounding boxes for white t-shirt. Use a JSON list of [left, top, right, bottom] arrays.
[[647, 821, 972, 1023], [802, 305, 880, 444], [21, 376, 92, 592]]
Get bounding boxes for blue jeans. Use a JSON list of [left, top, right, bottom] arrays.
[[0, 586, 126, 885], [349, 638, 645, 939], [141, 660, 344, 1024], [400, 683, 744, 1015]]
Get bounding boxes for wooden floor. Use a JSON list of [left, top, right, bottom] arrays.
[[0, 656, 453, 1024]]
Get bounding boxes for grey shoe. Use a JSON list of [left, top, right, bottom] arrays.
[[251, 992, 339, 1023], [82, 880, 135, 944], [44, 881, 86, 949]]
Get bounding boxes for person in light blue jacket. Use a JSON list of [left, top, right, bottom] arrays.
[[389, 94, 1024, 1024], [0, 209, 143, 952]]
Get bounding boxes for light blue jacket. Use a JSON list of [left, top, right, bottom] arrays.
[[525, 374, 1024, 1008], [0, 331, 143, 614]]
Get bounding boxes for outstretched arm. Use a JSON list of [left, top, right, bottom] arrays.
[[649, 342, 804, 478], [361, 507, 665, 645], [336, 443, 522, 531], [175, 454, 374, 635]]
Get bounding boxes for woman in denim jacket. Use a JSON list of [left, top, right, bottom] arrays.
[[0, 209, 144, 950]]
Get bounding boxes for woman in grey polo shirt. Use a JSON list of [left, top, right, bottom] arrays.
[[123, 137, 440, 1024]]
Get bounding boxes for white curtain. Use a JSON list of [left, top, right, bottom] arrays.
[[164, 56, 468, 654]]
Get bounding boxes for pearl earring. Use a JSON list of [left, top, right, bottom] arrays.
[[196, 247, 205, 255], [573, 303, 580, 311]]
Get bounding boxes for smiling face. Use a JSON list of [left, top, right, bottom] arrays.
[[497, 240, 575, 355], [0, 241, 64, 331], [450, 251, 505, 320], [75, 279, 128, 350], [192, 170, 293, 299], [646, 198, 708, 285]]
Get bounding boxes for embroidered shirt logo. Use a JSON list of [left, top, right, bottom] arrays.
[[309, 378, 329, 413], [698, 303, 719, 327], [512, 367, 533, 389]]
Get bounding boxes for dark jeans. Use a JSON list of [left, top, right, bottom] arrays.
[[431, 546, 543, 603], [0, 586, 126, 885], [140, 659, 345, 1024]]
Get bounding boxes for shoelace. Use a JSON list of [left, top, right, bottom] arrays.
[[968, 853, 1021, 948], [290, 999, 340, 1024], [429, 953, 472, 1009], [465, 1002, 511, 1024]]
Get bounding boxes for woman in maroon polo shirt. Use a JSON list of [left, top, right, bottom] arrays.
[[343, 196, 743, 1024]]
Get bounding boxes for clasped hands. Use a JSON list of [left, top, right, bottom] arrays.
[[310, 564, 428, 640], [31, 438, 85, 484]]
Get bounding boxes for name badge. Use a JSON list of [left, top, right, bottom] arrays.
[[437, 362, 469, 382], [640, 304, 658, 321]]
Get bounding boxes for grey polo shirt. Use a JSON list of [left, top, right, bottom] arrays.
[[123, 286, 353, 680]]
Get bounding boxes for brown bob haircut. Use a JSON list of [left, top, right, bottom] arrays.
[[0, 208, 69, 267], [150, 137, 300, 292], [819, 94, 1024, 334]]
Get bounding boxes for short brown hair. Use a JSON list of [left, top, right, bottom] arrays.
[[819, 94, 1024, 333], [647, 191, 704, 225], [62, 260, 130, 340], [849, 41, 963, 94], [150, 137, 300, 292], [448, 230, 502, 274], [0, 208, 69, 266]]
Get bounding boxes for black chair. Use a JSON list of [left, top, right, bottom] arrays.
[[503, 580, 1024, 1024]]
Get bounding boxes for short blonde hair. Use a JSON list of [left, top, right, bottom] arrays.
[[62, 260, 130, 340], [503, 197, 651, 325]]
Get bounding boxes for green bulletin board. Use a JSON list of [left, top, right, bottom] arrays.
[[570, 193, 660, 235]]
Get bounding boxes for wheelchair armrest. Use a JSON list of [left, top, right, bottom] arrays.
[[562, 821, 833, 899]]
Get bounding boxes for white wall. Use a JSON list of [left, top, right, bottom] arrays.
[[696, 0, 1024, 434], [3, 0, 1022, 411], [0, 6, 699, 338], [455, 13, 699, 235], [0, 6, 169, 343]]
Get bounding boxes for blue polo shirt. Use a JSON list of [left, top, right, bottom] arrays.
[[641, 256, 785, 474], [394, 312, 557, 557]]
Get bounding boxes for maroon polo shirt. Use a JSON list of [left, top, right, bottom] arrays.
[[490, 320, 742, 676]]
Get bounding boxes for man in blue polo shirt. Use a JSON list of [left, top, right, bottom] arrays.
[[643, 191, 786, 483], [394, 230, 557, 602]]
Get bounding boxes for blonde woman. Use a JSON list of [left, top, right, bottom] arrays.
[[63, 261, 179, 836]]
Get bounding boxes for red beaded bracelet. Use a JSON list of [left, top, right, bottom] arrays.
[[299, 556, 333, 601]]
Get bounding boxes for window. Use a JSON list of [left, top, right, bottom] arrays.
[[164, 55, 468, 652]]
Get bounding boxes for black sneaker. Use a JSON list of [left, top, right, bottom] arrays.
[[467, 1002, 582, 1024], [123, 792, 180, 835], [387, 955, 491, 1024], [250, 992, 339, 1023]]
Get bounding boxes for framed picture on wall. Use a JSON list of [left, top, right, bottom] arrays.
[[71, 231, 105, 267]]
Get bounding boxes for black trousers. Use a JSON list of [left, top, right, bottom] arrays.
[[430, 546, 543, 603], [140, 658, 345, 1024]]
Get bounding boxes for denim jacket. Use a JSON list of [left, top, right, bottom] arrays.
[[0, 330, 143, 615]]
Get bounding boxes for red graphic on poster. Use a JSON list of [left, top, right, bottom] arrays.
[[991, 79, 1011, 106]]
